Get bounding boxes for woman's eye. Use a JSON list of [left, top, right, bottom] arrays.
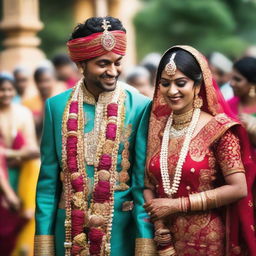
[[176, 81, 186, 87], [160, 81, 170, 87]]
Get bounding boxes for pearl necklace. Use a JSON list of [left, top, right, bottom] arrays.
[[160, 108, 201, 196]]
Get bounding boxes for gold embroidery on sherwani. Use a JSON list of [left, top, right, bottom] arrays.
[[135, 238, 157, 256], [34, 235, 55, 255], [115, 124, 132, 191]]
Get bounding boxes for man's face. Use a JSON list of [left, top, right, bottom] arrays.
[[82, 52, 123, 95], [14, 71, 30, 95]]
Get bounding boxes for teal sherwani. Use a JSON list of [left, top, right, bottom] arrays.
[[35, 84, 155, 255]]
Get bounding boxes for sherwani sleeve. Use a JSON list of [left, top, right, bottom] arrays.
[[34, 99, 61, 255], [131, 101, 156, 255]]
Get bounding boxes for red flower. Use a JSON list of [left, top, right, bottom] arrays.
[[71, 175, 84, 192], [70, 101, 78, 114], [106, 123, 117, 140], [71, 245, 83, 255], [98, 154, 112, 170], [107, 103, 118, 117], [71, 209, 85, 237], [67, 119, 78, 131], [89, 228, 104, 254], [93, 180, 111, 203], [67, 155, 78, 172]]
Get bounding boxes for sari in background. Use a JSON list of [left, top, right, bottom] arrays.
[[0, 103, 39, 256], [145, 46, 256, 255]]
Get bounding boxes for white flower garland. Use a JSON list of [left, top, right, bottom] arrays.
[[160, 108, 201, 196]]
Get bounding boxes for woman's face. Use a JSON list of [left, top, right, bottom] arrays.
[[159, 69, 198, 114], [230, 69, 251, 97], [0, 80, 16, 107]]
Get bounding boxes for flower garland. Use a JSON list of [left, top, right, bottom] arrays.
[[160, 108, 201, 197], [62, 79, 126, 256]]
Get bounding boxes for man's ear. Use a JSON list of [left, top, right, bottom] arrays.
[[76, 61, 86, 74]]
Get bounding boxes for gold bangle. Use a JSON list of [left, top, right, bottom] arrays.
[[205, 189, 220, 209], [180, 197, 189, 212], [200, 192, 207, 211], [189, 193, 203, 211], [158, 246, 176, 256]]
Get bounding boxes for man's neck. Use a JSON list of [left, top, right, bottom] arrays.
[[84, 81, 102, 101]]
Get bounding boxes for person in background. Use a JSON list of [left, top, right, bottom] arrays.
[[141, 52, 161, 87], [23, 67, 65, 140], [126, 66, 154, 98], [229, 56, 256, 148], [209, 51, 234, 100], [13, 67, 32, 103], [0, 74, 39, 256], [52, 53, 80, 89]]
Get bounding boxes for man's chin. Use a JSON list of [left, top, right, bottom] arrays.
[[102, 82, 117, 92]]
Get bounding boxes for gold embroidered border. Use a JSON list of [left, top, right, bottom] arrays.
[[135, 238, 157, 256], [34, 235, 55, 256]]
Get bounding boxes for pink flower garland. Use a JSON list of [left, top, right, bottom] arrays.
[[66, 101, 86, 255], [66, 97, 121, 255]]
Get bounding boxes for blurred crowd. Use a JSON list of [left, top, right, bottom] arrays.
[[1, 45, 256, 255]]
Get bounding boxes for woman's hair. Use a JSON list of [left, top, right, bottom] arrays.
[[0, 74, 14, 88], [157, 48, 203, 86], [233, 57, 256, 84], [69, 16, 126, 41]]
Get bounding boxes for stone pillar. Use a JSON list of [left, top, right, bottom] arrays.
[[0, 0, 45, 72], [74, 0, 94, 24], [108, 0, 121, 18], [119, 0, 142, 72]]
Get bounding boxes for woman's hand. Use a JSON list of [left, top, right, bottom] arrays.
[[154, 219, 172, 246], [144, 198, 180, 221]]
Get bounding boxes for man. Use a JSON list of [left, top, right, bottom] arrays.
[[34, 17, 155, 256], [13, 67, 32, 103]]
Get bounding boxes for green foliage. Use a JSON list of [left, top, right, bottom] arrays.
[[38, 0, 74, 59], [134, 0, 256, 60]]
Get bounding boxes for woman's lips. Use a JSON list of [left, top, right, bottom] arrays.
[[168, 96, 182, 103]]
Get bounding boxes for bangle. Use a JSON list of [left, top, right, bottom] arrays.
[[180, 197, 189, 212], [158, 245, 176, 256], [189, 190, 220, 211]]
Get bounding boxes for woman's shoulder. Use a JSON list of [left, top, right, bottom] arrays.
[[194, 111, 239, 145]]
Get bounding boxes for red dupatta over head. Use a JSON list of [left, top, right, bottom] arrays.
[[146, 45, 256, 255]]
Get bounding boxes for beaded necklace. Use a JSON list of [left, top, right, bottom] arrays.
[[62, 79, 126, 256], [160, 108, 201, 196]]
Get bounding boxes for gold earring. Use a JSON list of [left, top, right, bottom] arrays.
[[249, 86, 256, 97], [193, 94, 203, 109]]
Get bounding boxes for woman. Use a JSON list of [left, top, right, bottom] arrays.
[[228, 57, 256, 147], [144, 46, 256, 256], [0, 74, 39, 256]]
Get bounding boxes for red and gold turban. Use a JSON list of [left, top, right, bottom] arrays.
[[67, 30, 126, 62]]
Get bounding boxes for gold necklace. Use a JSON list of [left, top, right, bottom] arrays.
[[172, 108, 194, 130]]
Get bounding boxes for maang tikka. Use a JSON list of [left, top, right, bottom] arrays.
[[101, 19, 116, 51], [165, 53, 177, 76]]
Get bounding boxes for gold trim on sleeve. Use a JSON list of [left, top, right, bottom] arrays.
[[34, 235, 55, 256], [135, 238, 157, 256]]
